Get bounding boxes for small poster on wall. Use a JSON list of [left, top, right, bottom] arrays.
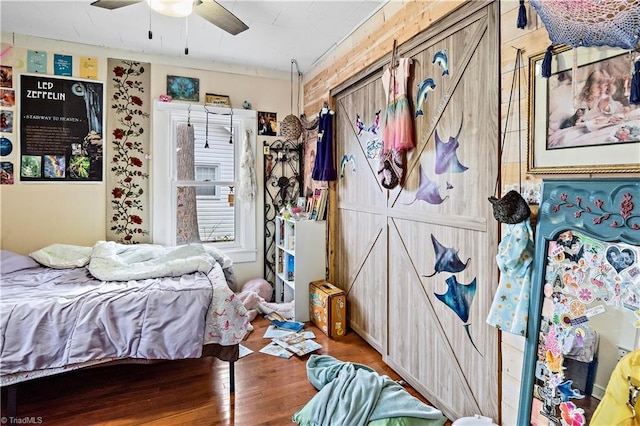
[[1, 136, 13, 156], [1, 161, 14, 184], [79, 57, 98, 79], [0, 89, 15, 107], [166, 75, 199, 101], [27, 50, 47, 73], [19, 74, 104, 181], [54, 54, 73, 76], [0, 110, 13, 133], [0, 65, 13, 88], [258, 111, 277, 136]]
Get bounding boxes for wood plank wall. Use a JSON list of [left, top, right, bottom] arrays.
[[303, 1, 637, 424], [303, 1, 464, 116], [498, 2, 546, 423], [498, 3, 636, 422]]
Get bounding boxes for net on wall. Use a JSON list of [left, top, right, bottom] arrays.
[[528, 0, 640, 101], [530, 0, 640, 50]]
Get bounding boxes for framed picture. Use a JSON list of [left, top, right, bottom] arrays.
[[528, 45, 640, 174], [166, 75, 199, 102], [258, 111, 277, 136], [205, 93, 231, 107]]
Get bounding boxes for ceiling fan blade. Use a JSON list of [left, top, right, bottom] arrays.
[[90, 0, 142, 10], [194, 0, 248, 36]]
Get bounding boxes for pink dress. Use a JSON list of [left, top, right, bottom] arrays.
[[381, 58, 414, 152], [377, 57, 414, 189]]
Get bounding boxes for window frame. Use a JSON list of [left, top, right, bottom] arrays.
[[152, 101, 257, 263]]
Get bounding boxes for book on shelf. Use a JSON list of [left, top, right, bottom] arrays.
[[286, 254, 295, 281], [316, 188, 327, 221], [272, 331, 322, 356], [309, 188, 328, 221]]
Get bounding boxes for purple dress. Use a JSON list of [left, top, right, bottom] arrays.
[[312, 109, 337, 181]]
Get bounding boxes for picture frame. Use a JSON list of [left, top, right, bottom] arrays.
[[258, 111, 277, 136], [166, 75, 199, 102], [205, 93, 231, 107], [528, 45, 640, 174]]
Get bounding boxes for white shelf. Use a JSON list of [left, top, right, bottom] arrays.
[[274, 216, 326, 322]]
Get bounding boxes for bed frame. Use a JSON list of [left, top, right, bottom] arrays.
[[3, 342, 239, 418]]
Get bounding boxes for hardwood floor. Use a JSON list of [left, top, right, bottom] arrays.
[[1, 317, 452, 425]]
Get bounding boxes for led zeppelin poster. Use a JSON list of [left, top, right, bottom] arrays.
[[20, 74, 104, 181]]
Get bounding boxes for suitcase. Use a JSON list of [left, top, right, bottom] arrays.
[[309, 280, 346, 339]]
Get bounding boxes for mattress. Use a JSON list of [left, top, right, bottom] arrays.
[[0, 260, 249, 386]]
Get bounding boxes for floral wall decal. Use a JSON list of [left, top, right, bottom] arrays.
[[106, 59, 151, 244]]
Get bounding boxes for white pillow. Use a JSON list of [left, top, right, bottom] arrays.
[[1, 250, 40, 274], [29, 244, 93, 268]]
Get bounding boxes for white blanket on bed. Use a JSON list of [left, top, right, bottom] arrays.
[[87, 241, 216, 281]]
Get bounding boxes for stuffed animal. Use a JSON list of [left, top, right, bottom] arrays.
[[236, 278, 294, 322]]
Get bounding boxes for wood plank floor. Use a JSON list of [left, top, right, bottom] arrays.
[[1, 317, 452, 425]]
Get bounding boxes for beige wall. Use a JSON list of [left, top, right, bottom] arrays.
[[0, 32, 292, 285]]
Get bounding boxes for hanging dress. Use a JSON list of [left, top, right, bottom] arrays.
[[486, 218, 534, 336], [378, 45, 414, 189], [311, 107, 337, 181]]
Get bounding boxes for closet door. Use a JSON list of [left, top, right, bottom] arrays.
[[334, 1, 499, 420], [334, 72, 388, 352]]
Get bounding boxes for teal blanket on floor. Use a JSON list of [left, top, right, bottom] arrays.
[[292, 355, 447, 426]]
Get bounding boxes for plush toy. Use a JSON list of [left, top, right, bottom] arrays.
[[242, 278, 273, 301], [237, 278, 294, 321]]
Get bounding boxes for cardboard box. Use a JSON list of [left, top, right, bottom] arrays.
[[309, 280, 346, 339]]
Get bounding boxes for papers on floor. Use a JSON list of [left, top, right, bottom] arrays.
[[239, 344, 253, 358], [263, 325, 315, 340], [264, 312, 305, 332], [259, 330, 321, 358], [259, 342, 294, 359]]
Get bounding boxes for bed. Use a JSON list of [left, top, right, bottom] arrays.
[[0, 241, 251, 416]]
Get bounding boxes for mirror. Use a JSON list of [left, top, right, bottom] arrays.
[[518, 178, 640, 425]]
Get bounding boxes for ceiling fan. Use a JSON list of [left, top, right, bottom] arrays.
[[90, 0, 249, 36]]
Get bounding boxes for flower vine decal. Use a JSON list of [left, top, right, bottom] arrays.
[[109, 61, 150, 243], [552, 192, 639, 230]]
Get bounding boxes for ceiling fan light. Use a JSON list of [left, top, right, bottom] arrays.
[[147, 0, 193, 18]]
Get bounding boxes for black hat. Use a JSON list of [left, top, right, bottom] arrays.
[[488, 190, 531, 224]]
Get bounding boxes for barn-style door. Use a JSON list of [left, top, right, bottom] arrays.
[[333, 2, 499, 420]]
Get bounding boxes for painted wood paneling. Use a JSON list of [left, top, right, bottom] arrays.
[[335, 208, 387, 352]]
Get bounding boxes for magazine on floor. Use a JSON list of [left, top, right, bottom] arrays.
[[272, 332, 322, 356], [264, 312, 305, 332], [259, 341, 294, 359]]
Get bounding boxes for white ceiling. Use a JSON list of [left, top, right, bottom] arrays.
[[0, 0, 387, 75]]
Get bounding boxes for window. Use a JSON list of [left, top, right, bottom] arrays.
[[194, 165, 218, 197], [152, 102, 257, 263]]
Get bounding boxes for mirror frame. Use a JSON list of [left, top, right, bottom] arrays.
[[518, 177, 640, 425]]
